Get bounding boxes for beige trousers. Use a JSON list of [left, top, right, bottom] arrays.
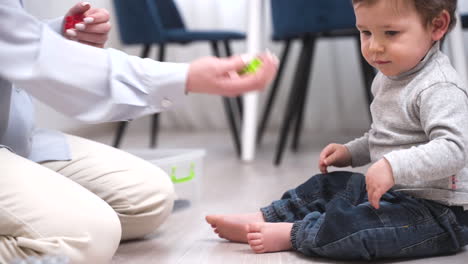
[[0, 135, 175, 264]]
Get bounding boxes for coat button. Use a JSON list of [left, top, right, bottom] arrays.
[[161, 98, 172, 108]]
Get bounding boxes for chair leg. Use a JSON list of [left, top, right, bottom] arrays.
[[150, 113, 160, 148], [113, 44, 152, 148], [211, 41, 242, 157], [223, 40, 243, 118], [274, 35, 312, 165], [211, 40, 221, 57], [113, 122, 128, 148], [257, 39, 292, 146], [223, 40, 244, 154], [150, 44, 166, 148], [222, 98, 242, 156], [291, 36, 316, 152], [158, 44, 166, 62], [142, 44, 152, 59]]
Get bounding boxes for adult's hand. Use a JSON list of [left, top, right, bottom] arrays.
[[186, 52, 278, 97], [63, 2, 111, 48]]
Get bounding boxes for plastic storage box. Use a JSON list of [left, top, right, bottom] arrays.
[[125, 149, 206, 202]]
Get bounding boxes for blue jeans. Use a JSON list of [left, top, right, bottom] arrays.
[[261, 171, 468, 260]]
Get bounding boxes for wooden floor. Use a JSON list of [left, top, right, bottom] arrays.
[[87, 130, 467, 264]]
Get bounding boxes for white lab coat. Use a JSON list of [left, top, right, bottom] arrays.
[[0, 0, 189, 162]]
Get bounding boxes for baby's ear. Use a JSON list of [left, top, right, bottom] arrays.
[[431, 10, 451, 41]]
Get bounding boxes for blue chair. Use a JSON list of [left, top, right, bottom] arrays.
[[112, 0, 245, 156], [258, 0, 375, 165], [462, 14, 468, 28]]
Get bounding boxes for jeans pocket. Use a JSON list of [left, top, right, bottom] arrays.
[[397, 231, 462, 258], [391, 193, 435, 224], [395, 203, 465, 259]]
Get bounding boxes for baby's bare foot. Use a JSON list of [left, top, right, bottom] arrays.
[[246, 222, 293, 253], [205, 212, 265, 243]]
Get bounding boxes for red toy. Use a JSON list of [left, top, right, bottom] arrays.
[[64, 14, 85, 31]]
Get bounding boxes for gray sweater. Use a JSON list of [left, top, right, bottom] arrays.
[[345, 43, 468, 208]]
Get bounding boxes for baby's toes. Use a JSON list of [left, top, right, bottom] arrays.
[[205, 215, 220, 226], [250, 243, 266, 253], [246, 232, 262, 241], [247, 222, 263, 233], [248, 238, 263, 247], [247, 230, 266, 253]]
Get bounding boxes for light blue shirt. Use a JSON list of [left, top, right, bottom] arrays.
[[0, 0, 189, 162]]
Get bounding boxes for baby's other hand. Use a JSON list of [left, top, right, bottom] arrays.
[[318, 143, 352, 174], [365, 158, 395, 209]]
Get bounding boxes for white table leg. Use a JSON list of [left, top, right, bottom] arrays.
[[448, 13, 468, 84], [242, 0, 266, 161]]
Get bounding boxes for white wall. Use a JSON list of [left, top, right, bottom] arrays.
[[461, 1, 468, 12], [25, 0, 468, 136]]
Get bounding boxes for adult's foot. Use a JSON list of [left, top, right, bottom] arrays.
[[205, 212, 265, 243], [246, 222, 293, 253]]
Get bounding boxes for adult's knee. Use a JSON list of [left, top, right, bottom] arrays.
[[118, 166, 175, 240], [24, 205, 123, 264], [67, 207, 122, 264]]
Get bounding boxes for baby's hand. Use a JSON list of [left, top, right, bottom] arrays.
[[365, 158, 395, 209], [318, 143, 352, 173]]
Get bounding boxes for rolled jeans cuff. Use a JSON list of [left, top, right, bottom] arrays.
[[291, 220, 304, 250], [260, 206, 282, 222]]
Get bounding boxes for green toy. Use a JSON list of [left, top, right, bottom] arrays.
[[239, 57, 262, 75], [170, 163, 196, 183]]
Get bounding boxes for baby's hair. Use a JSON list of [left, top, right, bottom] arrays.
[[352, 0, 458, 32]]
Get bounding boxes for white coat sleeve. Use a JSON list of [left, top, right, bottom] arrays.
[[0, 0, 189, 123], [43, 16, 64, 34]]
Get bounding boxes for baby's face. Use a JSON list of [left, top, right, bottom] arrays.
[[354, 0, 435, 77]]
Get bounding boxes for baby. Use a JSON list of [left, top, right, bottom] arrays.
[[206, 0, 468, 260]]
